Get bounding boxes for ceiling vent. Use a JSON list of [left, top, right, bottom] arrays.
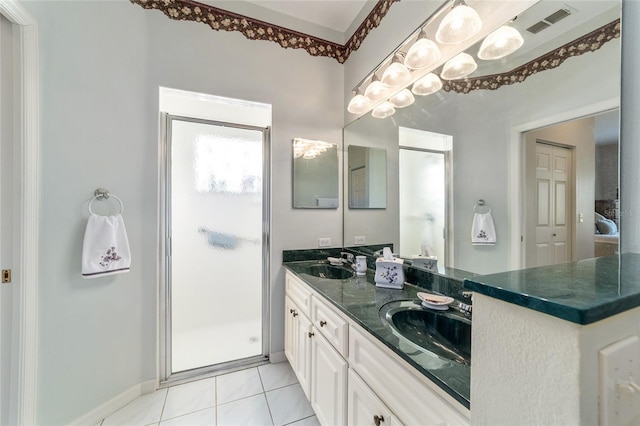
[[526, 21, 551, 34], [526, 7, 573, 34], [545, 8, 572, 24]]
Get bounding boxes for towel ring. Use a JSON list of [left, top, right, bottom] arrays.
[[88, 188, 124, 215]]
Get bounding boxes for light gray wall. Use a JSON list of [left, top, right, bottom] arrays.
[[23, 1, 343, 423]]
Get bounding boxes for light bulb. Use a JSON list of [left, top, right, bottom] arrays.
[[389, 89, 415, 108], [364, 80, 391, 102], [381, 61, 411, 88], [441, 52, 477, 80], [436, 2, 482, 45], [347, 94, 373, 114], [371, 101, 395, 119], [412, 73, 443, 96], [404, 37, 441, 69], [478, 26, 524, 60]]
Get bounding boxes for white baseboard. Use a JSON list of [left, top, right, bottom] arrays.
[[69, 380, 155, 426], [270, 351, 286, 363], [140, 379, 158, 395]]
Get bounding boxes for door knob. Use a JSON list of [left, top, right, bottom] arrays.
[[374, 414, 385, 425], [308, 332, 314, 338], [319, 320, 327, 327]]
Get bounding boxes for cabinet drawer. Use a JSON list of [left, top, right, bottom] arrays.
[[286, 272, 312, 317], [311, 297, 349, 357], [349, 325, 469, 426]]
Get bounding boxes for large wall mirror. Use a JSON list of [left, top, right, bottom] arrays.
[[343, 0, 621, 276], [293, 138, 339, 208]]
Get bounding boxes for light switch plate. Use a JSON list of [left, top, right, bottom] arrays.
[[599, 335, 640, 425]]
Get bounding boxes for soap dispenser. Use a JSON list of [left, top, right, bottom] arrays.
[[374, 247, 405, 289]]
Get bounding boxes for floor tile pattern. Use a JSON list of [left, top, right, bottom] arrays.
[[99, 361, 318, 426]]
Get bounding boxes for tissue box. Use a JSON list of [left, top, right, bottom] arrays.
[[411, 255, 438, 271], [374, 257, 405, 289]]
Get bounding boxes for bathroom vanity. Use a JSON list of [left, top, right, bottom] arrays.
[[283, 251, 471, 426]]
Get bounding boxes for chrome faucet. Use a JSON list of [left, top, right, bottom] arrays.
[[340, 252, 354, 265]]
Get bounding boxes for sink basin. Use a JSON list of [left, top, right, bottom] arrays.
[[380, 300, 471, 366], [303, 264, 355, 280]]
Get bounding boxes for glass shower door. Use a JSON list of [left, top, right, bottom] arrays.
[[399, 149, 446, 265], [166, 116, 268, 375]]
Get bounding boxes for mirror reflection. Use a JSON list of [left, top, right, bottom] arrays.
[[343, 1, 621, 276], [292, 138, 339, 209], [347, 145, 387, 209]]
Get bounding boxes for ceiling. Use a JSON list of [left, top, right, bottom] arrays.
[[243, 0, 371, 33], [198, 0, 375, 43]]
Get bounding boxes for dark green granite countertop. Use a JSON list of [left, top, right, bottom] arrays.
[[464, 254, 640, 325], [283, 260, 471, 409]]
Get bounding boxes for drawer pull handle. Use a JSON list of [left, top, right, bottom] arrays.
[[319, 320, 327, 327], [292, 311, 298, 317], [374, 415, 385, 425], [308, 332, 314, 338], [289, 308, 295, 314]]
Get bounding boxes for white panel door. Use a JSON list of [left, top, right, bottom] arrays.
[[529, 142, 572, 267]]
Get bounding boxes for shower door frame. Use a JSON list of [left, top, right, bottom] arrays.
[[159, 113, 271, 386]]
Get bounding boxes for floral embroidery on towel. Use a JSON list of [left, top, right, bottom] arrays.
[[476, 230, 488, 240], [100, 246, 122, 268]]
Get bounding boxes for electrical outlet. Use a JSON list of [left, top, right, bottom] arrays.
[[599, 335, 640, 425], [354, 236, 366, 245], [318, 237, 332, 247]]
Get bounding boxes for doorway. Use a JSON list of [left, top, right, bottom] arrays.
[[161, 114, 270, 384], [398, 127, 452, 269], [524, 142, 573, 267]]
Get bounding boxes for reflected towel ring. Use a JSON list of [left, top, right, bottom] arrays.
[[474, 199, 491, 214], [88, 188, 124, 215]]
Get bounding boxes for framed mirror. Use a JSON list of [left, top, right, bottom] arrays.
[[347, 145, 387, 209], [292, 138, 339, 209]]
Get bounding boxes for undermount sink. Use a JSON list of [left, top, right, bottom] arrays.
[[303, 264, 355, 280], [380, 300, 471, 366]]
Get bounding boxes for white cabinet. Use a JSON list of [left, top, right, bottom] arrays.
[[348, 369, 403, 426], [284, 295, 312, 399], [284, 270, 469, 426], [310, 329, 348, 426]]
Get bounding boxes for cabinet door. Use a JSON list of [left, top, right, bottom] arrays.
[[284, 296, 298, 371], [348, 369, 394, 426], [296, 312, 312, 399], [311, 331, 347, 426]]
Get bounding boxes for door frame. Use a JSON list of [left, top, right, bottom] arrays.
[[0, 1, 39, 424], [159, 113, 271, 386], [509, 98, 619, 270]]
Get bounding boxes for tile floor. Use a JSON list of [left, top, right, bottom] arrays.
[[99, 361, 319, 426]]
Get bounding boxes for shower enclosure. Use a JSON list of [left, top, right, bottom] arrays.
[[160, 114, 270, 383]]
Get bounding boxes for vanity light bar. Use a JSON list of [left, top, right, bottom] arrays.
[[349, 0, 540, 118]]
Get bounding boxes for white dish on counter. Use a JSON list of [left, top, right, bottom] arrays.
[[417, 292, 454, 310]]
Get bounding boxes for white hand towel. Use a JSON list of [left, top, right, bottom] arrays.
[[471, 211, 496, 245], [82, 214, 131, 278]]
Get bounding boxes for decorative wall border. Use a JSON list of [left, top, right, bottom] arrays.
[[443, 18, 621, 94], [130, 0, 399, 64]]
